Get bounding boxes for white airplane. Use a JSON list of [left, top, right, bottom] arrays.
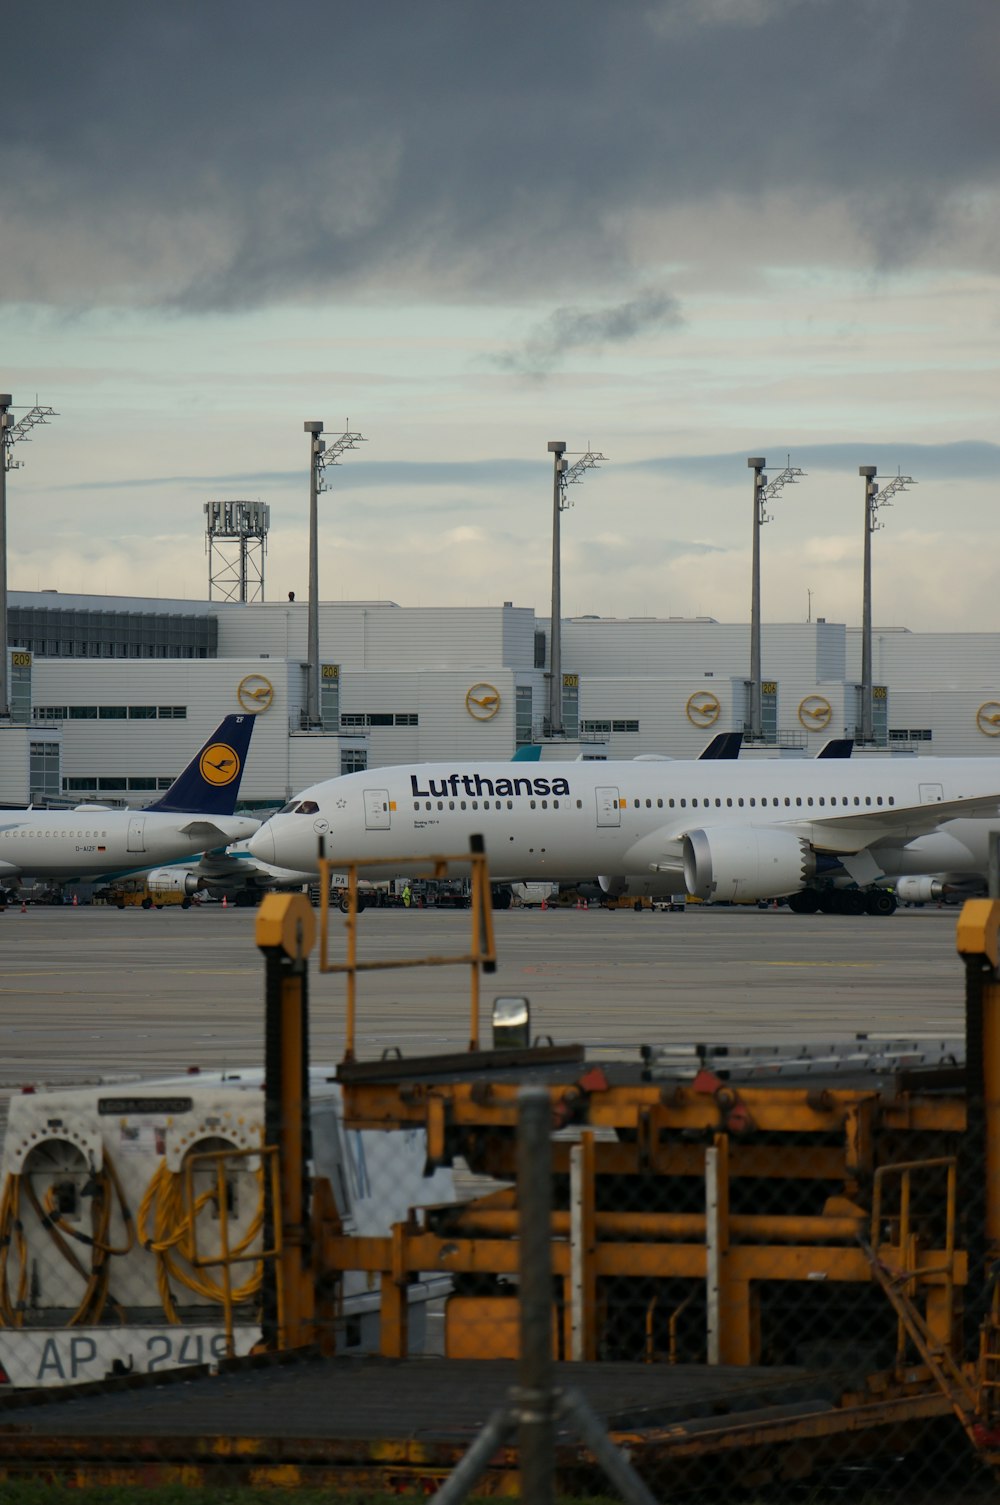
[[0, 714, 261, 904], [247, 754, 1000, 918], [139, 836, 316, 907]]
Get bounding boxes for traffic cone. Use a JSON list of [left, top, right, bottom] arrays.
[[222, 895, 228, 909], [541, 896, 547, 911], [72, 894, 78, 907]]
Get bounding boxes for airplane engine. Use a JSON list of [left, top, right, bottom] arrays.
[[895, 877, 946, 904], [682, 827, 815, 903], [599, 874, 684, 900], [598, 875, 627, 898], [146, 868, 202, 897]]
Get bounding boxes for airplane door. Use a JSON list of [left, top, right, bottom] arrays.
[[596, 787, 621, 827], [364, 789, 392, 830], [127, 815, 146, 853], [919, 783, 945, 803]]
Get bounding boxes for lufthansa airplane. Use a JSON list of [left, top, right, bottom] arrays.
[[0, 714, 261, 902], [138, 836, 315, 906], [248, 754, 1000, 916]]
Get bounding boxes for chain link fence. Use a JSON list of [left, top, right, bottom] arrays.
[[1, 890, 1000, 1502]]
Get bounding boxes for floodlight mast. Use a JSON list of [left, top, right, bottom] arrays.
[[547, 442, 606, 737], [747, 454, 806, 743], [304, 420, 367, 729], [0, 396, 58, 720], [859, 465, 915, 744]]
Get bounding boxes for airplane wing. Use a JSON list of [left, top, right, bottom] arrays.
[[786, 792, 1000, 855], [177, 819, 253, 843], [655, 792, 1000, 859]]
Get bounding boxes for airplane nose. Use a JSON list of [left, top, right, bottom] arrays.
[[249, 823, 276, 864]]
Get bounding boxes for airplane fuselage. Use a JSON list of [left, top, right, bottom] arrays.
[[249, 757, 1000, 901], [0, 811, 261, 886]]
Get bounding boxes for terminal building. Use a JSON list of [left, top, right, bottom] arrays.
[[2, 589, 1000, 807]]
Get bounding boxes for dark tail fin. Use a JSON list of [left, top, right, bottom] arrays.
[[147, 714, 256, 815], [698, 731, 743, 760], [816, 738, 854, 759]]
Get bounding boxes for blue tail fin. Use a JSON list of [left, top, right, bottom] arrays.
[[147, 714, 256, 815], [511, 745, 543, 762], [816, 738, 854, 759], [698, 731, 743, 760]]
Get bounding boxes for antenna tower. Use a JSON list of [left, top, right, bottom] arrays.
[[204, 499, 271, 603]]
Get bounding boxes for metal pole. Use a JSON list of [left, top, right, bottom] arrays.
[[517, 1085, 556, 1505], [547, 442, 566, 737], [0, 396, 11, 721], [305, 422, 323, 728], [859, 466, 877, 745], [747, 458, 766, 741]]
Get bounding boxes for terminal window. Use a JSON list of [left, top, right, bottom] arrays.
[[581, 719, 640, 735], [37, 705, 188, 723]]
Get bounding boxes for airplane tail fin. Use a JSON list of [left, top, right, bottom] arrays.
[[147, 714, 256, 816], [511, 745, 543, 762], [816, 738, 854, 759], [698, 731, 743, 760]]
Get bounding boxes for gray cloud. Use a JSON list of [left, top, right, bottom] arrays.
[[50, 442, 1000, 498], [1, 0, 997, 311], [493, 289, 683, 374]]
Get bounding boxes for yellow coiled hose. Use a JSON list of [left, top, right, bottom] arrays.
[[138, 1154, 265, 1324]]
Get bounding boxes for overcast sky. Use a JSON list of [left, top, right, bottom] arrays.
[[3, 0, 998, 630]]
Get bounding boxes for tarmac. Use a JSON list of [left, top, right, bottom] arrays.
[[0, 901, 970, 1122]]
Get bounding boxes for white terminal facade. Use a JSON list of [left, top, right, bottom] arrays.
[[2, 590, 1000, 808]]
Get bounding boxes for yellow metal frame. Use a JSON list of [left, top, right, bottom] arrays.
[[316, 851, 496, 1059]]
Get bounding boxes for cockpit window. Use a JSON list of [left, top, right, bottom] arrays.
[[277, 801, 301, 815], [296, 800, 320, 815]]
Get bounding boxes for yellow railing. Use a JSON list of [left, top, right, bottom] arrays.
[[316, 843, 497, 1061]]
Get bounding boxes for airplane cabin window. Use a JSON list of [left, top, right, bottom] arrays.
[[865, 796, 872, 805], [460, 800, 467, 810], [657, 798, 663, 808], [807, 797, 813, 806], [553, 800, 559, 809], [749, 798, 755, 807], [738, 797, 744, 807], [680, 798, 686, 807], [541, 800, 548, 808], [854, 796, 860, 805], [450, 801, 455, 810], [889, 796, 895, 805], [876, 796, 883, 805], [437, 801, 443, 810]]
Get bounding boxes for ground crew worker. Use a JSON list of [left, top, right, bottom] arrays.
[[402, 883, 412, 908]]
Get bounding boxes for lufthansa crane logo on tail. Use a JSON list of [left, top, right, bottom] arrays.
[[237, 674, 274, 713], [466, 683, 501, 721], [977, 702, 1000, 737], [199, 743, 241, 787], [685, 691, 720, 728], [798, 695, 833, 731]]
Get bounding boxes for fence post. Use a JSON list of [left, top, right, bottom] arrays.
[[517, 1086, 556, 1505]]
